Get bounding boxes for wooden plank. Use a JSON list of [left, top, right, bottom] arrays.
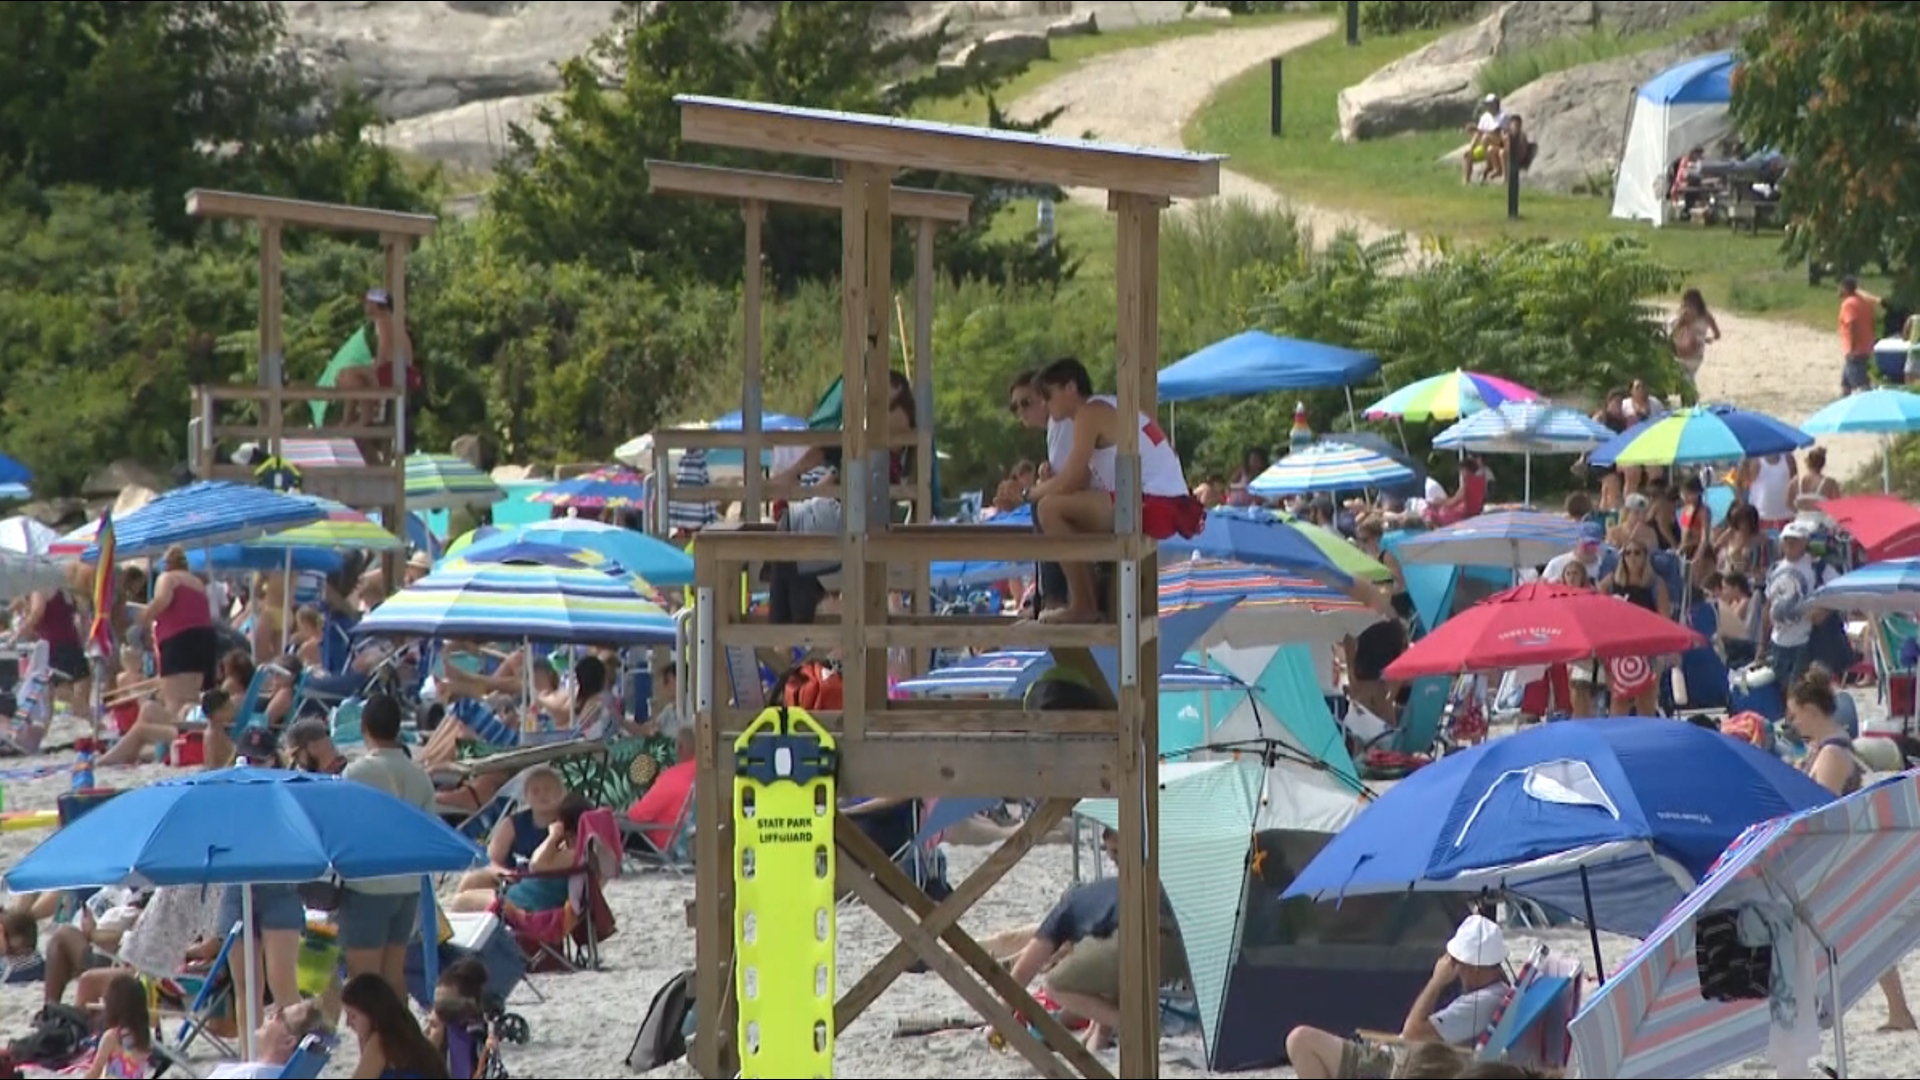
[[187, 189, 437, 237], [709, 707, 1120, 737], [201, 385, 402, 404], [834, 734, 1118, 798], [651, 428, 918, 450], [911, 217, 937, 674], [646, 160, 972, 223], [662, 482, 919, 503], [692, 543, 736, 1080], [676, 96, 1221, 201], [741, 200, 766, 523]]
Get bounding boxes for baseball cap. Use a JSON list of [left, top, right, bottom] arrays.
[[364, 287, 393, 308], [1781, 520, 1814, 540], [1447, 913, 1507, 967], [1483, 93, 1499, 104], [235, 725, 278, 765], [1577, 521, 1605, 546]]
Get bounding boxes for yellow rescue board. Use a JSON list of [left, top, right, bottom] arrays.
[[733, 705, 837, 1079]]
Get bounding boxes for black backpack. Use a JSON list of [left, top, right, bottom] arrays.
[[626, 969, 696, 1071], [7, 1004, 89, 1068]]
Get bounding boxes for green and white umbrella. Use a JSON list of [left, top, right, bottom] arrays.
[[404, 453, 504, 512]]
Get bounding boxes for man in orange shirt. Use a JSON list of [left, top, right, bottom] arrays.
[[1839, 275, 1879, 395]]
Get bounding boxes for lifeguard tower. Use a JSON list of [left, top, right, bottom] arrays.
[[182, 189, 437, 538], [679, 96, 1219, 1080]]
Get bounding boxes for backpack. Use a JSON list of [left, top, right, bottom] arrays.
[[780, 661, 843, 711], [626, 969, 695, 1071], [7, 1004, 89, 1068]]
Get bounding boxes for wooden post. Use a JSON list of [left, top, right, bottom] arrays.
[[741, 201, 766, 522], [381, 235, 412, 574], [259, 221, 285, 459], [912, 217, 937, 672]]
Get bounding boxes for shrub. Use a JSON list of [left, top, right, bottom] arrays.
[[1359, 0, 1483, 35]]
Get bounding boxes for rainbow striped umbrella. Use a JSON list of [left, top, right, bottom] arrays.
[[404, 453, 504, 511], [529, 466, 648, 511], [1589, 404, 1812, 468], [353, 542, 674, 645], [1572, 770, 1920, 1079], [1365, 369, 1539, 422], [1160, 558, 1379, 647], [242, 495, 403, 552], [1247, 442, 1415, 497]]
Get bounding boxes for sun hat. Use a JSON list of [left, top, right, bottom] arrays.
[[1446, 913, 1507, 967]]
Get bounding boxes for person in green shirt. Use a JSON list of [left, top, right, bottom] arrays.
[[315, 288, 414, 439]]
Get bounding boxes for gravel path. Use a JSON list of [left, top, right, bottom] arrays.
[[1011, 18, 1876, 484]]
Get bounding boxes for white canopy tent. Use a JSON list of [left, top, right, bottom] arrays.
[[1611, 52, 1737, 227]]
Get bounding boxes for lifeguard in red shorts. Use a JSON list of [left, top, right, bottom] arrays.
[[1026, 357, 1203, 624]]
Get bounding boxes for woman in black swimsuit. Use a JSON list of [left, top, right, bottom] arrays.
[[1601, 541, 1669, 716]]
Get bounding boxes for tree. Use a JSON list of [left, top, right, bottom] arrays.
[[488, 1, 1074, 290], [1731, 2, 1920, 296]]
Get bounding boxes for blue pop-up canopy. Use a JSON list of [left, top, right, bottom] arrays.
[[1158, 331, 1380, 403]]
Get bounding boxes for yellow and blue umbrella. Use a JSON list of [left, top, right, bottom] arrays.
[[354, 543, 674, 645], [1590, 404, 1812, 468], [1364, 369, 1539, 423], [404, 453, 504, 511]]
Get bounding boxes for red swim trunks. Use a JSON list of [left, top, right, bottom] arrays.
[[1110, 493, 1207, 541]]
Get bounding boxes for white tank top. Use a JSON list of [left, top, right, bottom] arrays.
[[1045, 418, 1073, 475], [1749, 455, 1793, 521], [1087, 396, 1189, 497]]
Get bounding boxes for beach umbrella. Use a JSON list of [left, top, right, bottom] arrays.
[[1392, 511, 1590, 569], [1433, 402, 1614, 502], [277, 438, 365, 470], [1820, 494, 1920, 561], [188, 546, 345, 576], [1808, 557, 1920, 615], [1589, 404, 1812, 468], [404, 453, 505, 511], [927, 505, 1037, 590], [82, 481, 326, 561], [1364, 369, 1539, 423], [1282, 718, 1833, 937], [355, 544, 676, 645], [0, 516, 57, 556], [5, 767, 480, 1061], [530, 465, 650, 511], [1799, 387, 1920, 491], [1159, 508, 1359, 588], [1382, 582, 1703, 680], [1248, 442, 1415, 497], [1571, 770, 1920, 1079], [1161, 559, 1380, 648], [47, 519, 99, 560], [0, 552, 70, 599], [895, 650, 1242, 697], [242, 495, 405, 553], [453, 518, 694, 588]]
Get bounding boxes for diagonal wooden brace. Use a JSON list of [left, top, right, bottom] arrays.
[[836, 817, 1112, 1080], [838, 797, 1076, 1025]]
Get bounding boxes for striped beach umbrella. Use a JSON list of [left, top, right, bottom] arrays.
[[1809, 557, 1920, 615], [278, 438, 366, 470], [1365, 369, 1539, 422], [895, 650, 1242, 697], [1589, 404, 1812, 468], [1160, 558, 1379, 647], [1392, 510, 1589, 569], [82, 481, 326, 561], [1433, 401, 1613, 455], [353, 543, 675, 645], [449, 518, 693, 588], [243, 495, 404, 553], [529, 466, 649, 511], [1572, 770, 1920, 1079], [404, 453, 504, 511], [1247, 441, 1415, 497]]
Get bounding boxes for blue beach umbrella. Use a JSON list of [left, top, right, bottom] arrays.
[[84, 481, 326, 561], [1809, 557, 1920, 616], [1160, 507, 1354, 588], [928, 505, 1036, 590], [189, 545, 345, 576], [894, 650, 1243, 697], [457, 518, 694, 588], [355, 544, 676, 645], [1589, 404, 1811, 468], [1799, 388, 1920, 491]]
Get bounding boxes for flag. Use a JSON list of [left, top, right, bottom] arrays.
[[87, 511, 114, 658]]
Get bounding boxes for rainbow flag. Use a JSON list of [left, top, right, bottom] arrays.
[[86, 511, 114, 658]]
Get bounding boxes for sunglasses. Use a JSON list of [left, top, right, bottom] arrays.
[[1623, 548, 1647, 556], [1007, 396, 1034, 415]]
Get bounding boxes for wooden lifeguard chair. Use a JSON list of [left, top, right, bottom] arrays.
[[182, 189, 437, 539], [681, 96, 1220, 1080]]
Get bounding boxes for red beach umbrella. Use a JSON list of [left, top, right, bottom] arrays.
[[1383, 581, 1704, 680]]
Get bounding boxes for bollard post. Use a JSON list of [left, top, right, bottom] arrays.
[[1507, 156, 1521, 220], [1347, 0, 1361, 45], [1270, 58, 1283, 136]]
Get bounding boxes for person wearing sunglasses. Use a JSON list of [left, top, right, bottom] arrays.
[[1600, 541, 1670, 716]]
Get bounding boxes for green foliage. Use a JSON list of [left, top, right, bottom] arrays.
[[1731, 1, 1920, 303], [1359, 1, 1482, 35], [1477, 3, 1764, 99], [487, 1, 1073, 291]]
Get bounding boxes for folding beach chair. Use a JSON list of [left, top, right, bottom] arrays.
[[173, 919, 245, 1059], [3, 640, 52, 754], [499, 808, 620, 973], [621, 762, 694, 875], [1359, 675, 1455, 780], [1471, 945, 1582, 1069], [276, 1032, 335, 1079]]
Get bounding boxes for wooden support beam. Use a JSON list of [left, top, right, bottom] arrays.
[[676, 95, 1222, 200], [646, 160, 973, 224], [741, 200, 766, 523], [186, 189, 437, 237]]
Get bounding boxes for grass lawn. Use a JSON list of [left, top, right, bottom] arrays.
[[1183, 17, 1890, 329], [915, 11, 1304, 126]]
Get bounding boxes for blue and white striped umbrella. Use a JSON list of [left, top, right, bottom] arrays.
[[83, 481, 326, 561], [354, 544, 675, 645], [1248, 441, 1415, 497], [895, 649, 1241, 697], [1393, 510, 1589, 569], [1809, 557, 1920, 616], [1433, 401, 1614, 455]]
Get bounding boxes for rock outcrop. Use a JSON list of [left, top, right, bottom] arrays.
[[1336, 0, 1721, 142], [281, 1, 1192, 169]]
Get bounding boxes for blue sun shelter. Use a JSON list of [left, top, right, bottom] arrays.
[[1612, 51, 1736, 226]]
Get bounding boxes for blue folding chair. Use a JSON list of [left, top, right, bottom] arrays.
[[276, 1032, 335, 1079], [173, 920, 245, 1058]]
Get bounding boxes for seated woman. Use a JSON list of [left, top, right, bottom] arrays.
[[49, 886, 223, 1013], [1341, 618, 1409, 750], [455, 767, 566, 893], [97, 687, 233, 767], [291, 605, 326, 671], [446, 793, 591, 914], [420, 644, 528, 769], [260, 657, 301, 730], [1424, 456, 1488, 527]]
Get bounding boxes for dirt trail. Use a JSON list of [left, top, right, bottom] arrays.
[[1011, 20, 1875, 483]]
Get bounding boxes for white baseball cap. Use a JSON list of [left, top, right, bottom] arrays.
[[1447, 913, 1507, 967], [1781, 520, 1814, 540]]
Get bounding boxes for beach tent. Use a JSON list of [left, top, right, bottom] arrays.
[[1611, 52, 1738, 226], [1157, 331, 1380, 403]]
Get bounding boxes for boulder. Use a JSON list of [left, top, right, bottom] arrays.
[[1046, 11, 1100, 38], [1338, 0, 1723, 141], [954, 28, 1052, 70], [82, 460, 171, 500], [1185, 4, 1232, 19]]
